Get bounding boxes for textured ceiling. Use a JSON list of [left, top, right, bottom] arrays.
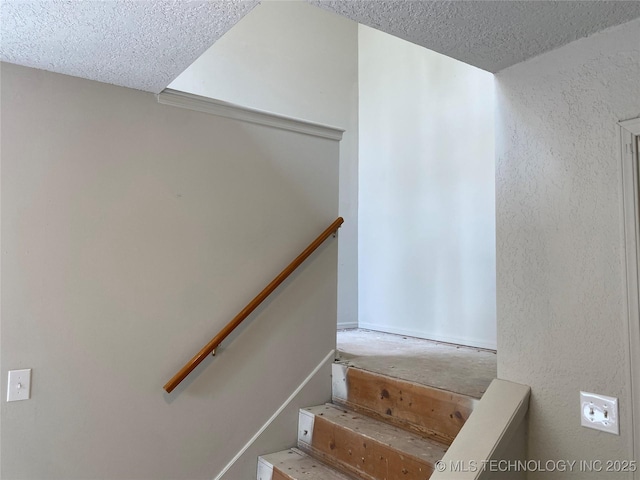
[[1, 1, 639, 93], [0, 0, 259, 93], [310, 0, 640, 73]]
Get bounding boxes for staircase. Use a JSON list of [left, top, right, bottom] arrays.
[[257, 363, 478, 480]]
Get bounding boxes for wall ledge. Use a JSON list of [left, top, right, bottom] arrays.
[[157, 89, 344, 141], [431, 378, 531, 480]]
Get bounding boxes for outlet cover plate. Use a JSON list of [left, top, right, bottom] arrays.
[[580, 391, 619, 435], [7, 369, 31, 402]]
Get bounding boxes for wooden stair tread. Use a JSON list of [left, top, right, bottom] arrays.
[[258, 448, 357, 480], [258, 364, 477, 480], [303, 403, 447, 463], [298, 403, 447, 479]]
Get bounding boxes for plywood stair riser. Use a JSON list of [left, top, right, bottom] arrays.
[[297, 404, 446, 480], [332, 364, 477, 445]]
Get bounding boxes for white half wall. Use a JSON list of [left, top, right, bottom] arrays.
[[169, 0, 359, 329], [358, 25, 496, 349], [0, 63, 339, 479], [496, 18, 640, 478]]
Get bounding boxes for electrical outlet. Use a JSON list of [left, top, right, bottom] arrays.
[[580, 391, 619, 435]]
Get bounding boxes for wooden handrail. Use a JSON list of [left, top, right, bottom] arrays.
[[164, 217, 344, 393]]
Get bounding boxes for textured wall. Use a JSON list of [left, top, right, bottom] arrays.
[[1, 63, 339, 479], [496, 18, 640, 478], [169, 0, 359, 329]]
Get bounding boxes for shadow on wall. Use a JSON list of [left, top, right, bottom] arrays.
[[1, 62, 339, 480]]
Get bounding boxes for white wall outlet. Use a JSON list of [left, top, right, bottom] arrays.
[[580, 391, 619, 435], [7, 369, 32, 402]]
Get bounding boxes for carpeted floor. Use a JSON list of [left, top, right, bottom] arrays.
[[336, 329, 497, 399]]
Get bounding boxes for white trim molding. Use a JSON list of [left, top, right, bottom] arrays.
[[358, 322, 497, 351], [619, 117, 640, 479], [297, 409, 315, 447], [620, 117, 640, 136], [213, 349, 335, 480], [157, 89, 344, 141], [331, 363, 348, 402], [337, 322, 358, 330]]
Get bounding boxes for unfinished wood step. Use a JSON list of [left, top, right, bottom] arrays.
[[298, 403, 447, 480], [332, 364, 477, 445], [258, 448, 357, 480]]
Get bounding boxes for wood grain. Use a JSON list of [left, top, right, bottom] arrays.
[[335, 367, 476, 445], [299, 404, 446, 480]]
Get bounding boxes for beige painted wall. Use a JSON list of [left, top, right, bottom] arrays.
[[0, 62, 339, 479], [358, 25, 496, 349], [496, 18, 640, 478], [169, 0, 359, 329]]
